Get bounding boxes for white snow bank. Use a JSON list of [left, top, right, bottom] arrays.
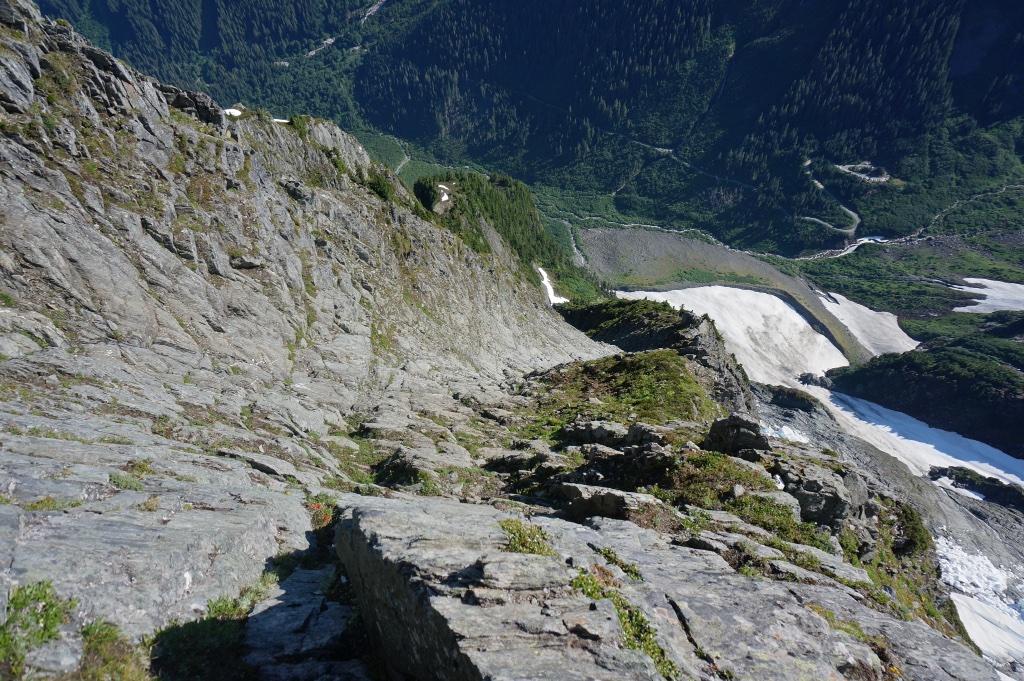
[[809, 387, 1024, 488], [953, 278, 1024, 313], [617, 287, 849, 385], [273, 118, 290, 123], [937, 537, 1024, 667], [819, 292, 918, 356], [224, 108, 243, 117], [538, 268, 569, 305]]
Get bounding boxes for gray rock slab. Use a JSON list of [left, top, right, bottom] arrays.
[[335, 494, 992, 681]]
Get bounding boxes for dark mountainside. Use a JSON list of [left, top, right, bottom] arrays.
[[2, 2, 1024, 679], [34, 0, 1024, 254]]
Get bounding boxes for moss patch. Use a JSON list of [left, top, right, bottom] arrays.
[[519, 350, 716, 442]]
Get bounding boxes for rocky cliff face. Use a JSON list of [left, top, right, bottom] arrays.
[[0, 0, 606, 673], [0, 2, 1017, 680]]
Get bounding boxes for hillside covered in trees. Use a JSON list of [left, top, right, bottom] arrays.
[[38, 0, 1024, 254]]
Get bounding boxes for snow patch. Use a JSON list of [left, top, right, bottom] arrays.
[[819, 292, 918, 356], [617, 287, 849, 385], [937, 537, 1024, 668], [806, 387, 1024, 488], [224, 108, 243, 117], [272, 118, 289, 124], [761, 423, 810, 444], [953, 278, 1024, 313], [538, 268, 568, 305]]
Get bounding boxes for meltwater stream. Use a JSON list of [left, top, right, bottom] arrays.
[[618, 286, 1024, 668]]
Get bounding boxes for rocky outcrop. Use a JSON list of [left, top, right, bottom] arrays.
[[557, 482, 663, 521], [702, 413, 771, 454], [335, 493, 998, 681], [559, 299, 758, 416]]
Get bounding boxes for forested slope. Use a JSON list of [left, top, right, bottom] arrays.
[[38, 0, 1024, 254]]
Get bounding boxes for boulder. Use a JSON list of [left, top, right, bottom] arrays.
[[335, 494, 996, 681], [557, 483, 662, 522], [562, 419, 629, 447], [774, 460, 854, 527], [703, 413, 771, 453]]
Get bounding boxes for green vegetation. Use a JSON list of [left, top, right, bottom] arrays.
[[150, 574, 279, 680], [109, 471, 144, 491], [23, 496, 83, 511], [519, 350, 716, 443], [415, 171, 602, 300], [806, 604, 880, 647], [0, 581, 77, 679], [498, 519, 557, 557], [668, 451, 775, 507], [72, 621, 150, 681], [726, 496, 833, 553], [558, 298, 683, 345], [851, 500, 975, 650], [305, 492, 338, 530], [596, 547, 642, 581], [571, 566, 679, 680], [38, 0, 1024, 256]]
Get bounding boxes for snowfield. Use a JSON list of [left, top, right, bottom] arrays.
[[953, 278, 1024, 313], [538, 268, 569, 305], [819, 292, 918, 356]]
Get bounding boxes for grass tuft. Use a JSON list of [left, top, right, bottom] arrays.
[[499, 519, 558, 557]]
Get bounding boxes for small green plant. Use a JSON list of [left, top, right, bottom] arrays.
[[678, 509, 712, 536], [0, 581, 78, 678], [23, 496, 83, 511], [73, 620, 150, 681], [839, 528, 863, 567], [807, 604, 879, 645], [596, 547, 643, 581], [571, 567, 678, 679], [109, 472, 144, 491], [168, 154, 186, 174], [305, 492, 337, 530], [0, 292, 14, 307], [150, 575, 276, 681], [124, 459, 154, 478], [415, 471, 441, 496], [499, 519, 558, 557], [0, 494, 11, 504]]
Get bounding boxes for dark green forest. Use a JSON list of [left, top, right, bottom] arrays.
[[37, 0, 1024, 255]]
